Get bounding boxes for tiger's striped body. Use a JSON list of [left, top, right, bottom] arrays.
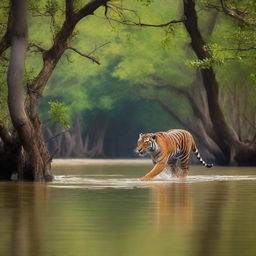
[[137, 129, 213, 181]]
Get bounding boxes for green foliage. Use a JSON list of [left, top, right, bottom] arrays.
[[137, 0, 154, 6], [161, 25, 175, 49], [0, 51, 9, 126], [0, 82, 9, 126], [48, 101, 71, 129], [0, 0, 256, 156], [185, 56, 224, 69], [250, 73, 256, 82]]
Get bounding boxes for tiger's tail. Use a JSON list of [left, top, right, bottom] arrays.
[[192, 144, 213, 168]]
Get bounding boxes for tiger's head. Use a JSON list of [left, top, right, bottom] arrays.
[[136, 133, 157, 155]]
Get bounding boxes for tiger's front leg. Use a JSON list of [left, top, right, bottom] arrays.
[[139, 160, 167, 181]]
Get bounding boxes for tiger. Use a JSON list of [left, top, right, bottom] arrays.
[[136, 129, 213, 181]]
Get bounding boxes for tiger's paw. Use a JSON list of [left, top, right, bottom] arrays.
[[139, 176, 152, 181]]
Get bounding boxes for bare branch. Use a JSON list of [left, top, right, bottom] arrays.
[[218, 47, 256, 52], [87, 41, 111, 56], [150, 75, 208, 124], [65, 41, 110, 65], [28, 7, 51, 17], [154, 99, 190, 129], [130, 19, 185, 28], [141, 94, 200, 135], [220, 0, 256, 26], [66, 46, 100, 65], [205, 0, 256, 26], [74, 0, 110, 22], [46, 129, 69, 143], [96, 14, 185, 27], [242, 114, 256, 131], [28, 42, 46, 53]]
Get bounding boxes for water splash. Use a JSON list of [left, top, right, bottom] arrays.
[[49, 174, 256, 190]]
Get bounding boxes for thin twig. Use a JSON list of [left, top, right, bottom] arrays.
[[28, 42, 46, 53], [242, 114, 256, 131], [87, 41, 111, 56], [46, 130, 69, 143], [66, 46, 100, 65], [218, 47, 256, 52], [95, 14, 185, 27]]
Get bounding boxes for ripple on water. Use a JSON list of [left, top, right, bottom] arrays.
[[49, 174, 256, 190]]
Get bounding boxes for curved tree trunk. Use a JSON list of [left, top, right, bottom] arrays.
[[182, 0, 256, 165], [7, 0, 52, 181]]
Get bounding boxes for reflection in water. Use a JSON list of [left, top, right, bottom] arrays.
[[150, 183, 192, 231], [1, 164, 256, 256], [0, 183, 50, 256], [195, 183, 228, 256]]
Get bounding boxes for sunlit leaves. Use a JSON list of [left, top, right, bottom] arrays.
[[185, 44, 225, 69], [48, 101, 71, 129]]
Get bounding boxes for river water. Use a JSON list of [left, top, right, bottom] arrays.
[[1, 160, 256, 256]]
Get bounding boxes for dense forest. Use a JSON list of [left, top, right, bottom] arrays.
[[0, 0, 256, 181]]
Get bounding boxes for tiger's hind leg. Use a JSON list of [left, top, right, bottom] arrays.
[[178, 152, 190, 179], [168, 159, 181, 177]]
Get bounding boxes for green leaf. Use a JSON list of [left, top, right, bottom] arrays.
[[48, 101, 71, 129]]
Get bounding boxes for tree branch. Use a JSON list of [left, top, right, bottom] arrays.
[[66, 46, 100, 65], [163, 84, 206, 120], [65, 0, 74, 19], [28, 42, 46, 53], [96, 14, 185, 27], [46, 129, 69, 143], [74, 0, 110, 22], [65, 41, 111, 65], [122, 19, 185, 27], [219, 46, 256, 52], [87, 41, 111, 55], [139, 92, 190, 130], [150, 75, 209, 125], [220, 0, 256, 26], [28, 0, 111, 98]]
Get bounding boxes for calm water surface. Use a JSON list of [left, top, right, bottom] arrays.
[[1, 160, 256, 256]]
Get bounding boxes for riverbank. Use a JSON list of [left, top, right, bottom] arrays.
[[52, 158, 152, 166]]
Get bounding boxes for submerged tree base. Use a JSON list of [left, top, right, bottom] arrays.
[[0, 135, 54, 181]]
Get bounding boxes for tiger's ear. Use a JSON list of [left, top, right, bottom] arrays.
[[139, 133, 143, 138], [151, 134, 157, 140]]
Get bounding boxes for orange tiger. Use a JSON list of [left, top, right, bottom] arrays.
[[136, 129, 213, 181]]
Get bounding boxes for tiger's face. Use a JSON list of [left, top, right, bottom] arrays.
[[136, 133, 157, 155]]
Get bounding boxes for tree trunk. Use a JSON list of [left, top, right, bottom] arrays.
[[182, 0, 256, 165], [0, 129, 19, 180], [7, 0, 52, 181]]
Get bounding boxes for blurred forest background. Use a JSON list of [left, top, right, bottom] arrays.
[[0, 0, 256, 164]]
